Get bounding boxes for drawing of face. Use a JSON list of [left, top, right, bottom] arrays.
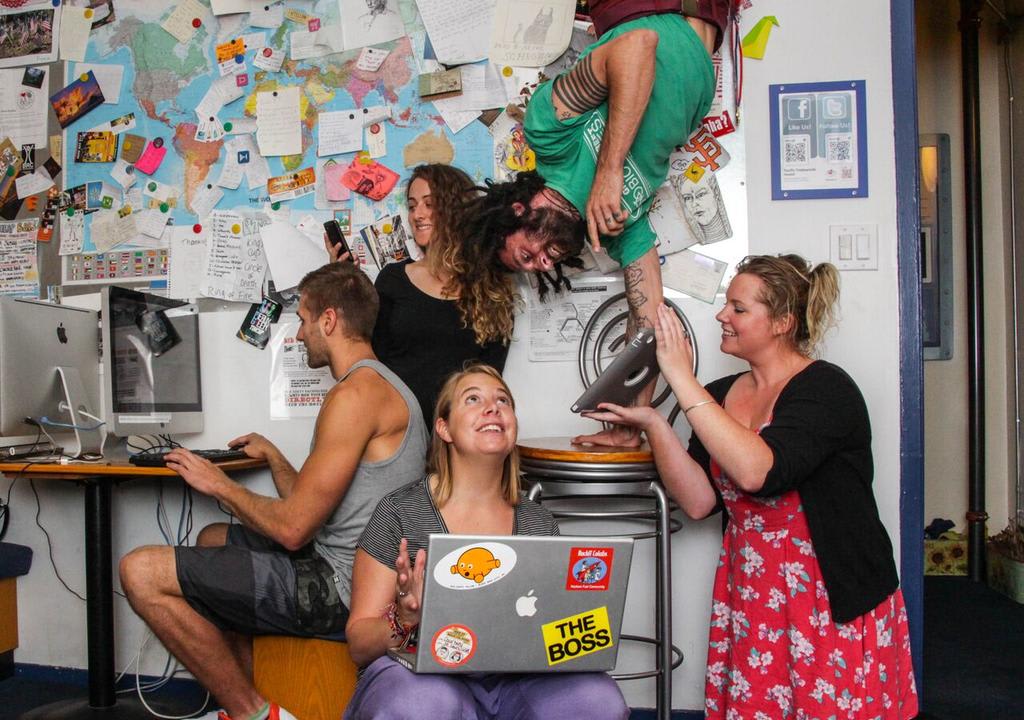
[[681, 184, 717, 227]]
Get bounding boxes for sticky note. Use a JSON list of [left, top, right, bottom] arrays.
[[135, 141, 167, 175]]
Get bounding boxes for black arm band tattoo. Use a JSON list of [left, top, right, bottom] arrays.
[[553, 55, 608, 115]]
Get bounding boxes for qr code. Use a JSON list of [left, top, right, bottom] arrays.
[[784, 135, 809, 164], [827, 134, 852, 162]]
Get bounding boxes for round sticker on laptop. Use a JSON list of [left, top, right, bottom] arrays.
[[432, 624, 476, 668], [434, 541, 517, 589]]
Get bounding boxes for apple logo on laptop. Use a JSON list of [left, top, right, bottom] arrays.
[[515, 589, 537, 617], [56, 323, 67, 344]]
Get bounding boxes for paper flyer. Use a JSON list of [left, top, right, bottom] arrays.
[[269, 320, 335, 419]]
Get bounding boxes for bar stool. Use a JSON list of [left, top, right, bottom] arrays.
[[517, 437, 683, 720]]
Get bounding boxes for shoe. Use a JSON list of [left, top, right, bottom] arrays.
[[197, 702, 298, 720]]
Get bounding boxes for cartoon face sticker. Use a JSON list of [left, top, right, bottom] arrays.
[[451, 546, 501, 583], [435, 541, 517, 589]]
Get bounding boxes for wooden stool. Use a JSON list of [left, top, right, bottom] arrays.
[[517, 437, 683, 720], [252, 636, 359, 720]]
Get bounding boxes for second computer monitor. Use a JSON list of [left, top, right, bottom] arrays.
[[101, 286, 203, 437]]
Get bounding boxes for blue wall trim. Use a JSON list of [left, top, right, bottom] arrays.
[[890, 0, 925, 694]]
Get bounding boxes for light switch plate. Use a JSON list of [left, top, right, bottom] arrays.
[[829, 224, 878, 270]]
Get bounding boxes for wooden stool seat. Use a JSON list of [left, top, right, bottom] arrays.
[[252, 636, 359, 720], [517, 436, 653, 464]]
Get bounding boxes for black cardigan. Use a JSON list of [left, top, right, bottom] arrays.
[[687, 360, 899, 623]]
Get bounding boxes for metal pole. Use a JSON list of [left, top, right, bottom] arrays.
[[961, 0, 989, 582]]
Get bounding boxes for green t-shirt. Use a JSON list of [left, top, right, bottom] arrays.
[[524, 14, 714, 267]]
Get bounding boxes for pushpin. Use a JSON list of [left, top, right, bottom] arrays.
[[263, 47, 273, 57], [502, 66, 513, 77], [148, 182, 157, 191], [153, 138, 164, 148], [192, 18, 201, 28], [235, 54, 244, 64], [271, 202, 281, 210], [159, 203, 169, 213], [231, 223, 241, 234], [52, 0, 61, 6], [382, 222, 392, 233], [5, 167, 12, 177], [370, 123, 380, 134], [224, 122, 233, 132], [66, 208, 75, 217], [80, 73, 89, 82], [206, 184, 212, 190], [193, 224, 202, 233], [84, 8, 93, 18]]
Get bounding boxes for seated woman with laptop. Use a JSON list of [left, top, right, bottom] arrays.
[[343, 364, 629, 720]]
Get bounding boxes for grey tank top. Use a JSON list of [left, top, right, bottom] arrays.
[[312, 358, 428, 606]]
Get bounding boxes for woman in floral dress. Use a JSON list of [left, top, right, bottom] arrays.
[[584, 254, 918, 719]]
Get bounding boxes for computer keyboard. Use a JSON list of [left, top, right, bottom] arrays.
[[128, 448, 249, 467]]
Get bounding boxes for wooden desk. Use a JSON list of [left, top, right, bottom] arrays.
[[0, 458, 265, 719]]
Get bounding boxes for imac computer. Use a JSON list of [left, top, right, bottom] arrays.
[[101, 286, 203, 437], [0, 297, 102, 457]]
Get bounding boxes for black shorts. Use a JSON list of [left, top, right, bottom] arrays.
[[175, 525, 349, 638]]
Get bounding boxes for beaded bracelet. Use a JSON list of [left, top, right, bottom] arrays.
[[382, 602, 416, 644]]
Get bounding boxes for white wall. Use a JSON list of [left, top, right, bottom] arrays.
[[3, 0, 909, 713], [916, 0, 1015, 534]]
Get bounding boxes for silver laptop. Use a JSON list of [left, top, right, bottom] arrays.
[[388, 534, 634, 673]]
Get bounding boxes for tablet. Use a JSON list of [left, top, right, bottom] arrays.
[[571, 328, 658, 413]]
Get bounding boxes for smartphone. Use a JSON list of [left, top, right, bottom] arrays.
[[323, 220, 351, 260]]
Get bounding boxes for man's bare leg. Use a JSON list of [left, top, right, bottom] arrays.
[[120, 546, 265, 718], [574, 247, 664, 447]]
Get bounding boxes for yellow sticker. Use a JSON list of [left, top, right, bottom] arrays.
[[684, 162, 705, 183], [502, 66, 513, 77], [541, 607, 613, 666]]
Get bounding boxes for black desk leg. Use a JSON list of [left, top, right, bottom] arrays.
[[85, 480, 115, 708], [21, 481, 153, 720]]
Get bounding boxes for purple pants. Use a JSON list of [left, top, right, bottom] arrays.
[[344, 656, 630, 720]]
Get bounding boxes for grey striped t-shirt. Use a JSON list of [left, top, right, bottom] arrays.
[[359, 476, 559, 571]]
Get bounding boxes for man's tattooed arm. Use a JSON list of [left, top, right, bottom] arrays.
[[552, 55, 608, 119]]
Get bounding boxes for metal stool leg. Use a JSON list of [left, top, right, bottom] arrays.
[[651, 481, 673, 720]]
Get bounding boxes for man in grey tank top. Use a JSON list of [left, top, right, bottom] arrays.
[[120, 262, 428, 720]]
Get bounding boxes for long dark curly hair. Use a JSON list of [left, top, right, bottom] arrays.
[[412, 164, 516, 345], [454, 171, 586, 307]]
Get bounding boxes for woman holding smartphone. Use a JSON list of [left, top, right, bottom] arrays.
[[327, 164, 516, 422]]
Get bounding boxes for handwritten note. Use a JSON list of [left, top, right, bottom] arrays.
[[414, 0, 495, 64], [0, 219, 39, 298], [317, 110, 363, 156], [200, 210, 267, 303], [168, 225, 208, 300], [256, 88, 302, 156], [161, 0, 207, 44]]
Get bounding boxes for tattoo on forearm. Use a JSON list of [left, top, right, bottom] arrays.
[[624, 263, 652, 336], [553, 55, 607, 116]]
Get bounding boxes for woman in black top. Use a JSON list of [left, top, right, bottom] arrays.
[[329, 164, 516, 421], [585, 254, 918, 720]]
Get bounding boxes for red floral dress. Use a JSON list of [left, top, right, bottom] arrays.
[[703, 459, 919, 720]]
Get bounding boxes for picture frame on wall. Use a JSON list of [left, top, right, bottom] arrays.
[[769, 80, 868, 200], [920, 133, 953, 361]]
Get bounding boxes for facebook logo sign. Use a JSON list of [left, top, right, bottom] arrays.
[[785, 97, 812, 121]]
